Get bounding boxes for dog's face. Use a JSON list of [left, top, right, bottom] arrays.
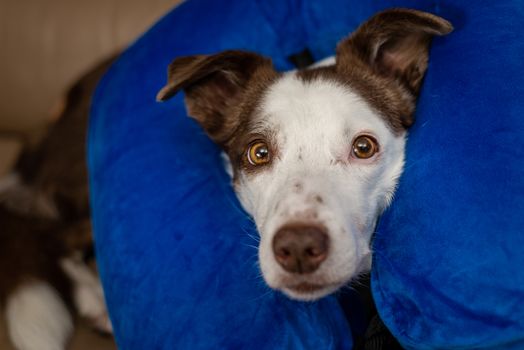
[[230, 74, 408, 300], [158, 9, 452, 300]]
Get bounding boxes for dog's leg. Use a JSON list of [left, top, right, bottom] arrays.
[[5, 281, 73, 350], [60, 258, 112, 334]]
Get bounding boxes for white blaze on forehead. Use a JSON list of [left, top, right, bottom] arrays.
[[259, 73, 394, 159]]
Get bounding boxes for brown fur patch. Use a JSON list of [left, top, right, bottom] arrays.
[[335, 8, 452, 129], [223, 66, 280, 173], [157, 51, 279, 146], [158, 51, 284, 181]]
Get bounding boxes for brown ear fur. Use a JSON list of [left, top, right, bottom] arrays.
[[157, 50, 274, 144], [337, 8, 452, 97]]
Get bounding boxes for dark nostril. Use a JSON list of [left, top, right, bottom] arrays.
[[272, 224, 329, 274], [278, 248, 291, 257], [305, 247, 323, 258]]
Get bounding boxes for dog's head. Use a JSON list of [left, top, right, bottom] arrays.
[[158, 9, 452, 300]]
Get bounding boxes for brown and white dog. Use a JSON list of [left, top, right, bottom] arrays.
[[0, 57, 114, 350], [158, 9, 452, 301]]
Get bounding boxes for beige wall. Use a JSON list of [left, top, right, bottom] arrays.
[[0, 0, 180, 131]]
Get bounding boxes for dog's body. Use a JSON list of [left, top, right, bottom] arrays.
[[0, 56, 115, 350], [158, 9, 452, 301]]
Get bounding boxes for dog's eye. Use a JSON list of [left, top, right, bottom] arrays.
[[352, 135, 378, 159], [247, 141, 271, 166]]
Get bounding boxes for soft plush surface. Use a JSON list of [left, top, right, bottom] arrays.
[[88, 0, 524, 349], [371, 1, 524, 349]]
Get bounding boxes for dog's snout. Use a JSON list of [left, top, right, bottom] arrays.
[[272, 224, 329, 274]]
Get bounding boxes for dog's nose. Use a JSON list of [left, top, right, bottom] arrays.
[[272, 224, 329, 274]]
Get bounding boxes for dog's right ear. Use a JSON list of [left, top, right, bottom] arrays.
[[157, 50, 273, 144], [335, 9, 452, 129]]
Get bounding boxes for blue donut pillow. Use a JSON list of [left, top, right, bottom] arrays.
[[88, 0, 524, 349]]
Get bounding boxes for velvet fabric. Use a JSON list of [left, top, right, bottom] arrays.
[[88, 0, 524, 349], [371, 1, 524, 349]]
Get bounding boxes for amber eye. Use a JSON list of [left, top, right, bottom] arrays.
[[352, 135, 378, 159], [247, 141, 271, 166]]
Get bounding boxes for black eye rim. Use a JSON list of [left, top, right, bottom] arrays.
[[351, 134, 380, 159], [246, 140, 271, 166]]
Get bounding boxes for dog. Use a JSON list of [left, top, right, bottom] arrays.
[[0, 56, 115, 350], [157, 8, 452, 302]]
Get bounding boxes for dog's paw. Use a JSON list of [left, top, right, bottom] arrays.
[[6, 281, 73, 350]]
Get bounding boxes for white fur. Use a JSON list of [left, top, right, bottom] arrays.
[[5, 281, 73, 350], [0, 173, 59, 219], [60, 257, 112, 334], [233, 70, 406, 301], [311, 56, 336, 68]]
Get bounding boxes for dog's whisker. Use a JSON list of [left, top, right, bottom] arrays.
[[241, 230, 261, 247], [339, 284, 357, 294], [241, 243, 259, 251], [245, 229, 259, 237], [243, 288, 274, 304], [246, 237, 260, 245], [223, 193, 257, 225]]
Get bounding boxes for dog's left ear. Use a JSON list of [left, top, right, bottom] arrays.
[[337, 8, 452, 96], [156, 51, 274, 145]]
